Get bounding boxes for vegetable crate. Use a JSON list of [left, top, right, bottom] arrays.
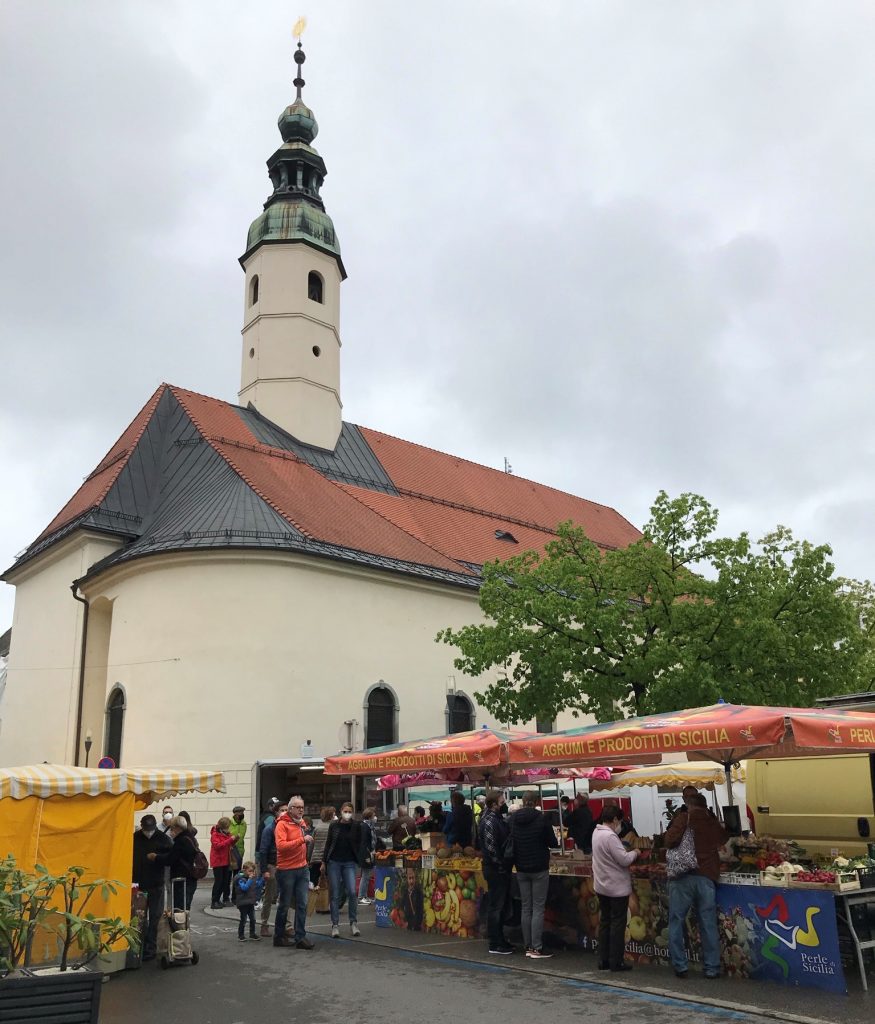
[[759, 870, 792, 887], [789, 871, 860, 893], [722, 872, 761, 886]]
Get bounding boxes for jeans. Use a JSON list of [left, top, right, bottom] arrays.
[[328, 860, 358, 925], [669, 874, 721, 974], [238, 905, 256, 938], [211, 865, 231, 905], [597, 893, 629, 968], [171, 877, 196, 911], [516, 869, 549, 951], [260, 868, 277, 925], [143, 885, 164, 957], [358, 864, 374, 899], [274, 866, 310, 943], [483, 865, 510, 947]]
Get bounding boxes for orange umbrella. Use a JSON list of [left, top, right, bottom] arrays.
[[507, 702, 875, 804], [324, 727, 531, 777]]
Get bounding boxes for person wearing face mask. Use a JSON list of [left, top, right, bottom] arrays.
[[159, 806, 174, 834], [591, 805, 639, 973], [322, 803, 367, 939], [147, 815, 201, 910], [133, 814, 172, 961], [273, 796, 315, 949]]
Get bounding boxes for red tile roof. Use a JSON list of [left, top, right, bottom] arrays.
[[28, 384, 641, 579]]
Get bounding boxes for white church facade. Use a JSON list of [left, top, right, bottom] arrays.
[[0, 43, 640, 844]]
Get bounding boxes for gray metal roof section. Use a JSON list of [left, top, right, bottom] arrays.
[[236, 404, 397, 494]]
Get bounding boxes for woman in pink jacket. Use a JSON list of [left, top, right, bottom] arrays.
[[591, 804, 639, 972]]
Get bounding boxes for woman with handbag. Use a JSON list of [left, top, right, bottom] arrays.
[[591, 805, 639, 972], [357, 807, 378, 905], [322, 803, 367, 938]]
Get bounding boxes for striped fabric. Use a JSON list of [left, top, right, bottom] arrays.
[[0, 765, 225, 801]]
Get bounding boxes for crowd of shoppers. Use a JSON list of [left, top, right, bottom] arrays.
[[133, 783, 730, 977]]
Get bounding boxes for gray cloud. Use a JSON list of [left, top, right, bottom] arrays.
[[2, 0, 875, 631]]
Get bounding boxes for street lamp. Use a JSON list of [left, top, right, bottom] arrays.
[[84, 730, 93, 768]]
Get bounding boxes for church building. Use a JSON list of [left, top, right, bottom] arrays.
[[0, 43, 640, 833]]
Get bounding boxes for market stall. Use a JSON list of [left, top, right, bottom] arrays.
[[0, 764, 225, 971]]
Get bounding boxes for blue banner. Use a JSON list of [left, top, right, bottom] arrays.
[[715, 884, 845, 993], [374, 866, 395, 929]]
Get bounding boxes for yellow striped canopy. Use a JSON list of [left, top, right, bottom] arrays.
[[0, 764, 225, 804], [589, 761, 745, 792]]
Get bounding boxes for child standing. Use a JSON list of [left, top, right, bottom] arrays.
[[233, 861, 265, 940]]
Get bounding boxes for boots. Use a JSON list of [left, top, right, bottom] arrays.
[[260, 923, 271, 938]]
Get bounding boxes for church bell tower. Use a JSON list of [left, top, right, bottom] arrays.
[[239, 38, 346, 450]]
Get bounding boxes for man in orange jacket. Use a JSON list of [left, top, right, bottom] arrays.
[[273, 795, 314, 948]]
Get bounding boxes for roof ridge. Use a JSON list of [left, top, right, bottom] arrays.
[[358, 423, 638, 528], [334, 482, 475, 577], [169, 387, 314, 539]]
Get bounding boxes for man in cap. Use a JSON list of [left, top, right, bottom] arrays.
[[132, 814, 171, 961], [225, 805, 247, 902]]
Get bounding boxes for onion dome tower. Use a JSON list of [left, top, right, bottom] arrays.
[[239, 37, 346, 450]]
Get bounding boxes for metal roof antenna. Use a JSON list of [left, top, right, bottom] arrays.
[[503, 457, 513, 475]]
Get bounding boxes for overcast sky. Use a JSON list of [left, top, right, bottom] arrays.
[[2, 1, 874, 630]]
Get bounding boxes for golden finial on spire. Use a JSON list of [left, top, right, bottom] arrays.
[[293, 16, 307, 42]]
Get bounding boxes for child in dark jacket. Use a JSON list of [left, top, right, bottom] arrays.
[[233, 861, 265, 940]]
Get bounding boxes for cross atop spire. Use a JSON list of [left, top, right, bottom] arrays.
[[293, 41, 306, 101]]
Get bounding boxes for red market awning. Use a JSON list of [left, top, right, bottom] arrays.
[[324, 727, 533, 777], [507, 703, 875, 769]]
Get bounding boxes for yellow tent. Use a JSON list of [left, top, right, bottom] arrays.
[[589, 761, 745, 791], [0, 765, 224, 969]]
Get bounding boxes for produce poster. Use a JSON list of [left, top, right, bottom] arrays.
[[374, 860, 485, 937], [716, 884, 845, 993]]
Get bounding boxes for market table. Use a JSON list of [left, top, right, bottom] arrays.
[[374, 855, 849, 993]]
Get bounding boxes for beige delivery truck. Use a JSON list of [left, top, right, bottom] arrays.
[[746, 692, 875, 857]]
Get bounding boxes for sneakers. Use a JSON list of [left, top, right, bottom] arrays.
[[527, 948, 553, 959], [331, 924, 340, 938], [296, 938, 314, 950], [238, 935, 246, 941], [488, 944, 514, 955], [210, 902, 222, 910], [249, 933, 260, 941], [358, 897, 372, 905], [273, 937, 293, 947], [351, 922, 360, 937]]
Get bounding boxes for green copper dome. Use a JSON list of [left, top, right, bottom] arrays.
[[278, 100, 318, 143], [246, 202, 341, 260]]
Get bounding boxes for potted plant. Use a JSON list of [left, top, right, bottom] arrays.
[[0, 855, 140, 1023]]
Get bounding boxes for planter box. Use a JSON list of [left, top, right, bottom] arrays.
[[0, 968, 102, 1024]]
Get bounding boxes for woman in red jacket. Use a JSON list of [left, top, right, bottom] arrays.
[[210, 817, 238, 909]]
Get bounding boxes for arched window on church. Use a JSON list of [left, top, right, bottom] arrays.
[[365, 684, 397, 749], [104, 685, 126, 767], [307, 271, 324, 304], [446, 693, 474, 734], [249, 275, 259, 306]]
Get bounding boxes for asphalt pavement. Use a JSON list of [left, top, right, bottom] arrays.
[[98, 891, 873, 1024]]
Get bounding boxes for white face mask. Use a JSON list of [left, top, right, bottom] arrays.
[[341, 811, 353, 821], [163, 812, 173, 822]]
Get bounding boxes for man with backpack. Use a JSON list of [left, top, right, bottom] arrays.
[[256, 798, 282, 937]]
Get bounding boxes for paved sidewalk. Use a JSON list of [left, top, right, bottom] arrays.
[[203, 900, 873, 1024]]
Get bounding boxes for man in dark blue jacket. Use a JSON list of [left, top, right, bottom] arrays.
[[257, 799, 282, 937]]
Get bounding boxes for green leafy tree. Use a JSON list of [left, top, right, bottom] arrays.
[[437, 492, 868, 724]]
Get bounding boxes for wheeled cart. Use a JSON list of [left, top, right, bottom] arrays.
[[156, 877, 199, 969]]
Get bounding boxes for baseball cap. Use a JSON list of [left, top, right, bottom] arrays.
[[232, 805, 245, 812]]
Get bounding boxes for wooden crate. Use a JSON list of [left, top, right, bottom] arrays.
[[788, 871, 860, 893]]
